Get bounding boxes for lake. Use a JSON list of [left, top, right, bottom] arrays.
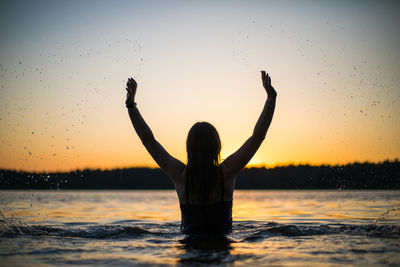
[[1, 190, 399, 266]]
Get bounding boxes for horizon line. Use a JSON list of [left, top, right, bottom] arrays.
[[1, 158, 398, 174]]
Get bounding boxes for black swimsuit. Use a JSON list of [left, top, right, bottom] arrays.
[[179, 169, 232, 234]]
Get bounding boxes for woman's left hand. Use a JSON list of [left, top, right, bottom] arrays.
[[126, 77, 137, 107], [261, 71, 277, 98]]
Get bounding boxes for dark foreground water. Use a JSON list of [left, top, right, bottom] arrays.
[[1, 190, 399, 266]]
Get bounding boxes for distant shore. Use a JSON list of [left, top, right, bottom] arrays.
[[1, 160, 399, 190]]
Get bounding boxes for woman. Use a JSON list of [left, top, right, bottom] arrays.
[[126, 71, 276, 234]]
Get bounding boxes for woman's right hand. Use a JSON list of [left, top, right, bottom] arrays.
[[126, 77, 137, 107], [261, 71, 277, 98]]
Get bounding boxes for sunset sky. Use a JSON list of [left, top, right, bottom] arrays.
[[0, 0, 399, 172]]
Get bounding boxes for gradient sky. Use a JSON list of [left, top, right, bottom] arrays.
[[0, 0, 399, 172]]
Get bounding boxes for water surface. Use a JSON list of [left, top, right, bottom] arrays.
[[1, 190, 399, 266]]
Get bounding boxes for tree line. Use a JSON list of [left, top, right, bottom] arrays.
[[0, 160, 399, 190]]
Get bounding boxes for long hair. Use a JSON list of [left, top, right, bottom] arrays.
[[186, 122, 222, 204]]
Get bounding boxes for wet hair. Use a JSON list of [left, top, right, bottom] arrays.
[[186, 122, 222, 204]]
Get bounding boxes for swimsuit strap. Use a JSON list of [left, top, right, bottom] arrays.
[[185, 170, 190, 203], [219, 166, 224, 202]]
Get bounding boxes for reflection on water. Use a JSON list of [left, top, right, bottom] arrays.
[[179, 235, 233, 265], [2, 190, 400, 225], [0, 190, 399, 266]]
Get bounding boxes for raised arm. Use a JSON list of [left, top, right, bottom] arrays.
[[125, 78, 185, 180], [221, 71, 277, 177]]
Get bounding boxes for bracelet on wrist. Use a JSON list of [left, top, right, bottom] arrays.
[[126, 102, 137, 108]]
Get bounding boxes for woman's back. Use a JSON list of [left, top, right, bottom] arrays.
[[172, 164, 235, 205], [180, 165, 232, 234]]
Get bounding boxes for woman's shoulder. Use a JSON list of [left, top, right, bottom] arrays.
[[170, 165, 187, 186], [219, 162, 237, 182]]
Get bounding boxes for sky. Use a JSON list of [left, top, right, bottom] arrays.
[[0, 0, 399, 172]]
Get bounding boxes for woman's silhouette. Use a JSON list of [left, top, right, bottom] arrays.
[[126, 71, 276, 234]]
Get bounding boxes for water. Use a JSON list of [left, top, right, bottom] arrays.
[[1, 190, 399, 266]]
